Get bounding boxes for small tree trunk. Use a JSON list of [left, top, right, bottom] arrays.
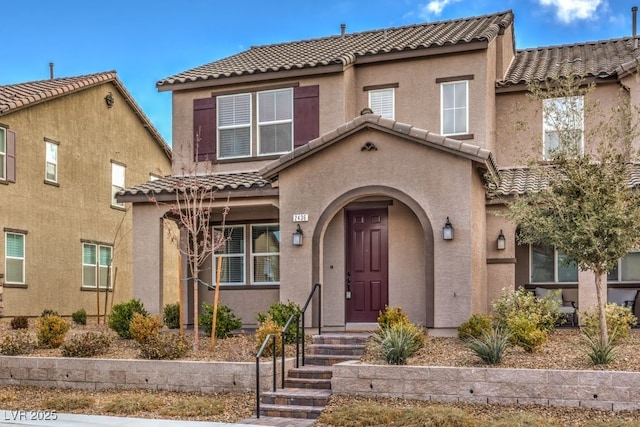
[[110, 267, 118, 314], [104, 264, 111, 324], [594, 271, 609, 347], [96, 267, 101, 324], [193, 274, 199, 350], [210, 256, 223, 351], [178, 256, 184, 337]]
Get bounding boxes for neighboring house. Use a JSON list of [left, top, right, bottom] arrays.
[[119, 9, 640, 333], [0, 71, 177, 317]]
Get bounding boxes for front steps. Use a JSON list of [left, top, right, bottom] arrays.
[[257, 333, 370, 420]]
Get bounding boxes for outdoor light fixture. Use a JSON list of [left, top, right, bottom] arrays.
[[497, 229, 506, 250], [292, 224, 303, 246], [105, 92, 115, 108], [443, 217, 453, 241]]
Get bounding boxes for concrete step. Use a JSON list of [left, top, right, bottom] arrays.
[[287, 365, 333, 380], [303, 353, 361, 366], [259, 403, 325, 419], [261, 388, 332, 407], [307, 343, 366, 356], [284, 377, 331, 389], [311, 333, 371, 346]]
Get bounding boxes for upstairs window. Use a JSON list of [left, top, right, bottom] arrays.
[[530, 243, 578, 283], [82, 243, 112, 289], [0, 128, 5, 181], [543, 96, 584, 160], [218, 93, 252, 159], [0, 127, 16, 183], [441, 81, 468, 135], [258, 88, 293, 155], [5, 232, 25, 285], [111, 162, 125, 208], [45, 141, 58, 183], [368, 88, 395, 119]]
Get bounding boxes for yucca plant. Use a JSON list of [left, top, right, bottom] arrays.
[[582, 328, 617, 366], [465, 327, 510, 365], [373, 323, 423, 365]]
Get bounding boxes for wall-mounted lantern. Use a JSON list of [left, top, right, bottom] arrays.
[[497, 229, 506, 250], [443, 217, 453, 241], [292, 224, 303, 246]]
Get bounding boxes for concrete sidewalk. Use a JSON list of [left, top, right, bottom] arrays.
[[0, 410, 270, 427]]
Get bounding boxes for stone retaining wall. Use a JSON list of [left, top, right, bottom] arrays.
[[0, 356, 286, 393], [332, 361, 640, 411]]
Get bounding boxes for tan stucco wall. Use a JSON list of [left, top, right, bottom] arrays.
[[0, 82, 174, 317]]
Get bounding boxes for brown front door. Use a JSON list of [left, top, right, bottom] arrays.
[[346, 208, 389, 322]]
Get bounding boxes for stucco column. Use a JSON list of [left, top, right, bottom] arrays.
[[132, 204, 166, 314], [577, 269, 606, 318]]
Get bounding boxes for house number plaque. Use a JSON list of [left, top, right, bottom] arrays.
[[293, 214, 308, 222]]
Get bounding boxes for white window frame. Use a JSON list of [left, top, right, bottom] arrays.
[[45, 141, 58, 183], [82, 243, 112, 289], [543, 96, 584, 160], [368, 88, 395, 119], [212, 225, 246, 286], [440, 81, 468, 135], [217, 93, 252, 160], [257, 88, 293, 156], [111, 162, 125, 208], [5, 232, 25, 285], [530, 244, 578, 283], [251, 223, 280, 285], [607, 251, 640, 282], [0, 127, 6, 181]]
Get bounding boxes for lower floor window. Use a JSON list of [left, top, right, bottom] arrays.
[[530, 243, 577, 283], [5, 232, 25, 284], [213, 223, 279, 285], [607, 251, 640, 282], [82, 243, 112, 289]]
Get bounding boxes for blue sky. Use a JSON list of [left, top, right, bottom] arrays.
[[3, 0, 639, 146]]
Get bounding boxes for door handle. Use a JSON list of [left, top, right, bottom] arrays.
[[346, 272, 352, 299]]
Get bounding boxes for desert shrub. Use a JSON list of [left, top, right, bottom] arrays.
[[129, 313, 164, 345], [507, 314, 547, 352], [257, 301, 302, 344], [582, 329, 617, 366], [255, 316, 282, 357], [377, 305, 425, 348], [40, 309, 59, 318], [36, 314, 70, 349], [0, 331, 34, 355], [493, 287, 563, 333], [71, 309, 87, 325], [465, 326, 510, 364], [138, 333, 189, 360], [198, 303, 242, 338], [10, 316, 29, 330], [580, 303, 637, 343], [372, 323, 423, 365], [163, 302, 180, 329], [61, 332, 112, 357], [457, 313, 493, 341], [108, 299, 148, 339]]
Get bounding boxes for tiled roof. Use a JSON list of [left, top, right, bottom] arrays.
[[157, 10, 513, 87], [499, 38, 639, 87], [490, 163, 640, 197], [260, 113, 498, 180], [0, 71, 171, 157], [117, 172, 272, 199]]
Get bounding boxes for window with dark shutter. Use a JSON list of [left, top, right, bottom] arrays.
[[293, 86, 319, 148], [193, 97, 217, 162], [6, 129, 16, 183]]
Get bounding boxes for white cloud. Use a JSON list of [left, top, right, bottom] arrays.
[[538, 0, 604, 24], [418, 0, 461, 20]]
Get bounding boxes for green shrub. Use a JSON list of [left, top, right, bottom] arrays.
[[71, 309, 87, 325], [0, 331, 34, 355], [36, 314, 70, 349], [465, 326, 510, 364], [40, 309, 59, 318], [138, 333, 189, 360], [372, 323, 423, 365], [580, 303, 637, 343], [10, 316, 29, 330], [129, 313, 163, 345], [376, 305, 425, 348], [507, 314, 548, 352], [163, 302, 180, 329], [199, 303, 242, 338], [61, 332, 112, 357], [457, 313, 493, 341], [255, 317, 282, 357], [108, 299, 148, 339], [493, 287, 563, 333], [582, 329, 617, 366], [256, 300, 301, 344]]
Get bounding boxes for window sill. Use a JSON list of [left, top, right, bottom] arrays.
[[80, 287, 113, 292], [3, 283, 27, 289], [215, 154, 282, 164], [207, 284, 279, 290], [445, 133, 474, 140], [44, 180, 60, 187], [110, 205, 127, 211]]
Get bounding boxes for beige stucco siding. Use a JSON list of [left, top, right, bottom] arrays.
[[1, 82, 174, 316]]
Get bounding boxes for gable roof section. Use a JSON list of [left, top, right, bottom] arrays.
[[157, 10, 513, 89], [259, 113, 498, 180], [498, 37, 639, 88], [0, 71, 171, 159]]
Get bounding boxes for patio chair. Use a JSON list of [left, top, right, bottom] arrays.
[[534, 287, 577, 326], [607, 288, 639, 314]]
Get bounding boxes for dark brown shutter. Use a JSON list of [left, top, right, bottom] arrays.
[[6, 129, 16, 183], [193, 97, 217, 162], [293, 85, 319, 148]]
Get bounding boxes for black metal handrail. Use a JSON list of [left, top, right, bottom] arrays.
[[280, 313, 300, 389], [255, 333, 277, 419], [301, 283, 322, 366]]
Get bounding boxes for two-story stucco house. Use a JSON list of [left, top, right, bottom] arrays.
[[0, 71, 177, 317], [119, 9, 640, 333]]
